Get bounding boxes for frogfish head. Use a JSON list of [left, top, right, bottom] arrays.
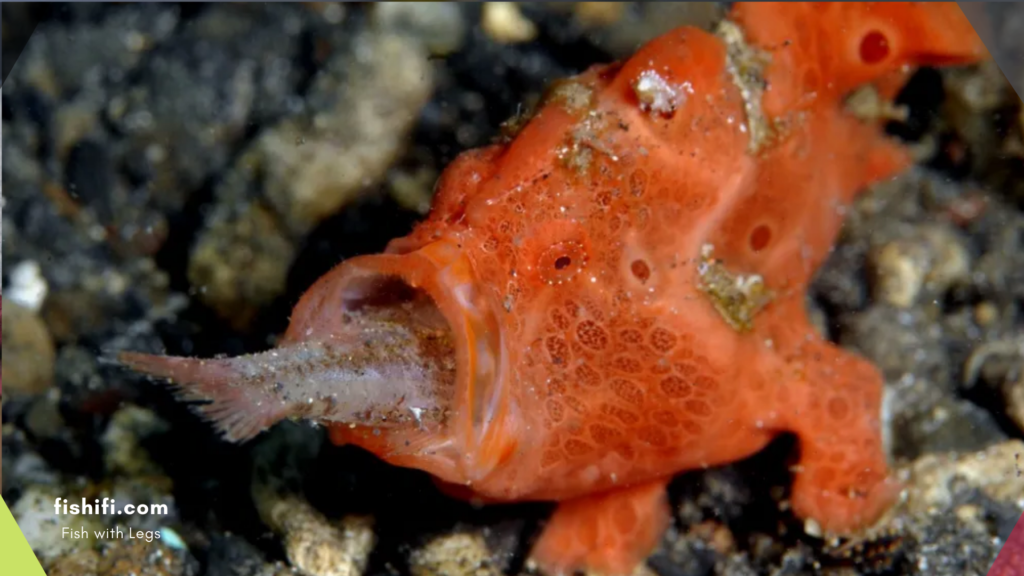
[[118, 228, 514, 487], [284, 236, 515, 486]]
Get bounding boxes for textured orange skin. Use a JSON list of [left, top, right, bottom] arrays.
[[279, 4, 988, 575]]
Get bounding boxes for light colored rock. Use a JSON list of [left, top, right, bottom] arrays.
[[258, 490, 375, 576], [2, 297, 57, 398], [7, 260, 48, 312], [869, 225, 970, 308], [187, 201, 294, 330], [259, 31, 434, 233], [12, 485, 102, 564], [1007, 376, 1024, 432], [409, 532, 501, 576], [482, 3, 537, 44], [48, 539, 189, 576], [374, 2, 466, 55], [574, 2, 627, 27], [871, 240, 927, 308], [896, 440, 1024, 516], [101, 404, 170, 477]]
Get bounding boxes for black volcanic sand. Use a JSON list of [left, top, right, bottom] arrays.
[[3, 3, 1023, 576]]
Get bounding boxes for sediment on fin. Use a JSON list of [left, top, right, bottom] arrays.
[[696, 243, 773, 332], [541, 77, 596, 116], [555, 109, 624, 176], [715, 19, 773, 154]]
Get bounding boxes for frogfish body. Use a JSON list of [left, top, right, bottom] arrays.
[[121, 3, 988, 575]]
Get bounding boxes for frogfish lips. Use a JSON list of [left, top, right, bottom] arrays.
[[290, 238, 518, 474]]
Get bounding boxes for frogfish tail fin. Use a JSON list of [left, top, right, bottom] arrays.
[[118, 351, 286, 443]]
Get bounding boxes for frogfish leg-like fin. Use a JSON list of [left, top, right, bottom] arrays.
[[529, 478, 672, 576]]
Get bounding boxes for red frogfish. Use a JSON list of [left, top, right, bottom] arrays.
[[120, 3, 989, 575]]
